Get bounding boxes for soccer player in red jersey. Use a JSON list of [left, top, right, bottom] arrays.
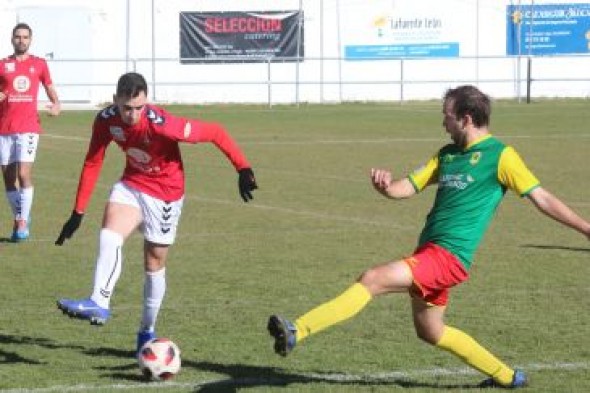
[[55, 72, 257, 353], [0, 23, 61, 241]]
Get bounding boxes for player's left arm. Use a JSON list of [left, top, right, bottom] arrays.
[[499, 146, 590, 240], [188, 119, 258, 202], [40, 59, 61, 116], [160, 111, 257, 201], [44, 84, 61, 116], [527, 187, 590, 240]]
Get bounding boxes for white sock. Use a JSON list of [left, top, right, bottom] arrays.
[[90, 229, 123, 309], [6, 190, 19, 217], [18, 187, 33, 221], [140, 268, 166, 333]]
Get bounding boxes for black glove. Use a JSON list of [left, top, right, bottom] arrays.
[[238, 168, 258, 202], [55, 210, 84, 245]]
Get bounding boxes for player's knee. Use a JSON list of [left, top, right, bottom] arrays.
[[357, 267, 387, 295], [358, 267, 376, 285], [415, 328, 439, 345]]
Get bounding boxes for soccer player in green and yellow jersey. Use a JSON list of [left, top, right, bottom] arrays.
[[267, 85, 590, 389]]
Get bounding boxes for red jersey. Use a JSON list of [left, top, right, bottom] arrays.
[[0, 55, 53, 134], [74, 104, 251, 213]]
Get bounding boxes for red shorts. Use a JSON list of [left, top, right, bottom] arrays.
[[403, 242, 468, 306]]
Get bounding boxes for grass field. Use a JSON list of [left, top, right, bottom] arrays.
[[0, 100, 589, 392]]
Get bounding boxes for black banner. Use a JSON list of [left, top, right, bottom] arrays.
[[180, 11, 304, 63]]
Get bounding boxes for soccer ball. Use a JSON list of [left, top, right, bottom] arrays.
[[137, 338, 181, 381]]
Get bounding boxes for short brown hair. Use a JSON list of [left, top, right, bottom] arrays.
[[12, 23, 32, 37], [443, 85, 491, 128]]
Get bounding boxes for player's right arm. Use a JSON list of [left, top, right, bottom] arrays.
[[73, 118, 112, 214], [372, 153, 439, 199], [55, 115, 112, 245], [370, 168, 416, 199]]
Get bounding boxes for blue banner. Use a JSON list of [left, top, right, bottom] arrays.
[[506, 3, 590, 55], [345, 42, 459, 60]]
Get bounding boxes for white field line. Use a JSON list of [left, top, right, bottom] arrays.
[[43, 132, 590, 146], [1, 361, 588, 392], [22, 131, 587, 244], [20, 192, 413, 245], [183, 195, 414, 230]]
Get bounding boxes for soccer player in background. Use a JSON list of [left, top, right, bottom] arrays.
[[268, 85, 590, 388], [0, 23, 61, 241], [55, 72, 258, 354]]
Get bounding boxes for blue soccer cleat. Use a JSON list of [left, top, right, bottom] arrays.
[[11, 219, 30, 242], [57, 298, 110, 325], [136, 330, 156, 355], [267, 315, 297, 357], [11, 228, 29, 242], [478, 369, 528, 389]]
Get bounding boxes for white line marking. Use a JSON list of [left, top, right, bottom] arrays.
[[1, 361, 588, 392], [42, 132, 590, 146], [185, 195, 414, 229]]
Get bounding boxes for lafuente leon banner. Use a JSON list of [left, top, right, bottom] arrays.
[[180, 10, 304, 63]]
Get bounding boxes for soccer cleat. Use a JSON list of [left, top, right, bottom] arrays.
[[137, 330, 156, 355], [11, 219, 30, 242], [57, 298, 111, 325], [11, 228, 29, 242], [267, 315, 297, 357], [478, 369, 528, 389]]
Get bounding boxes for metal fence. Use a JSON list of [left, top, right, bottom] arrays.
[[48, 54, 590, 107]]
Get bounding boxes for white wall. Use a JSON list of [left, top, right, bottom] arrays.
[[1, 0, 589, 104]]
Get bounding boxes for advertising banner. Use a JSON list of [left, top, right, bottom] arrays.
[[180, 11, 303, 63], [340, 1, 463, 60], [506, 3, 590, 55]]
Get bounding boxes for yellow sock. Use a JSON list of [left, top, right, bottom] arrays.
[[436, 325, 514, 385], [294, 282, 372, 342]]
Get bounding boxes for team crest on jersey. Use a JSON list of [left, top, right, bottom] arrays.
[[469, 152, 482, 165], [13, 75, 30, 93], [29, 66, 35, 74], [147, 108, 164, 125], [109, 126, 125, 141], [127, 147, 151, 164], [4, 62, 15, 72]]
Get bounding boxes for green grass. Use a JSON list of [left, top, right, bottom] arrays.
[[0, 100, 589, 392]]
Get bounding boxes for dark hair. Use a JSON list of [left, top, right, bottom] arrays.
[[116, 72, 148, 98], [12, 23, 32, 37], [443, 85, 491, 128]]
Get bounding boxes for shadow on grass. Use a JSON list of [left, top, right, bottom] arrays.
[[0, 333, 85, 365], [89, 347, 484, 391], [521, 244, 590, 253], [186, 360, 483, 391], [0, 349, 44, 365], [86, 346, 147, 382], [0, 335, 484, 389]]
